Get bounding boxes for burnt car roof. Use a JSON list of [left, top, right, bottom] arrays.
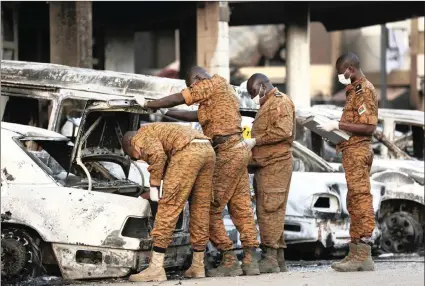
[[1, 60, 186, 100], [1, 60, 258, 112]]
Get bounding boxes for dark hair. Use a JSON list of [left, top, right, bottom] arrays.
[[122, 131, 137, 153], [185, 66, 209, 85], [247, 73, 270, 90], [336, 52, 360, 69]]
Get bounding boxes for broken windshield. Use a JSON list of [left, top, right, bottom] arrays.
[[19, 139, 74, 186]]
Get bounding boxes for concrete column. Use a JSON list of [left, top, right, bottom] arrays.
[[49, 1, 92, 68], [196, 2, 230, 81], [135, 32, 156, 74], [285, 3, 310, 108], [104, 30, 135, 73], [179, 14, 197, 79], [410, 18, 420, 110]]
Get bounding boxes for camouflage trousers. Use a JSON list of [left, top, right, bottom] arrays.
[[255, 156, 293, 249], [342, 144, 375, 242], [209, 138, 260, 251], [151, 142, 216, 251]]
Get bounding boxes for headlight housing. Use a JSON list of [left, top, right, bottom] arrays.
[[310, 193, 341, 218]]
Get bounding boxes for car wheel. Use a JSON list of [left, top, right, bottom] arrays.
[[182, 251, 193, 271], [1, 227, 42, 283], [380, 211, 423, 253], [204, 245, 218, 269]]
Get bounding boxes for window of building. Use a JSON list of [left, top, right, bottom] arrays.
[[1, 4, 19, 60]]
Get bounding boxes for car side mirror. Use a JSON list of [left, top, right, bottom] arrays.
[[63, 116, 81, 138], [66, 115, 81, 126]]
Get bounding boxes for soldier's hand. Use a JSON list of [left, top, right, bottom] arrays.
[[149, 186, 160, 202], [317, 120, 339, 132], [140, 192, 150, 200], [244, 138, 257, 149], [134, 95, 147, 108], [159, 108, 169, 115], [234, 139, 256, 150]]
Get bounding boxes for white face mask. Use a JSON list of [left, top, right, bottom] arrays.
[[338, 68, 352, 85], [252, 85, 263, 106]]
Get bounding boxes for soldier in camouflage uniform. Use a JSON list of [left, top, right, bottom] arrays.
[[318, 53, 378, 272], [138, 67, 260, 277], [122, 123, 216, 282], [246, 73, 295, 273]]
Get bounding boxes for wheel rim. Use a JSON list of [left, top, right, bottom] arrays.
[[381, 213, 420, 253], [1, 229, 38, 283]]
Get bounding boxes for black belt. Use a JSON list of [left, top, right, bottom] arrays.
[[212, 132, 242, 147]]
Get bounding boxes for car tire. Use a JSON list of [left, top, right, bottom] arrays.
[[182, 251, 193, 271], [204, 245, 218, 269], [1, 227, 43, 283], [380, 211, 424, 253]]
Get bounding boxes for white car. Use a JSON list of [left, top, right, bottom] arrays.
[[1, 122, 192, 283]]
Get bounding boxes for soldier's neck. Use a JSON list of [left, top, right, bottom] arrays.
[[264, 84, 275, 96], [351, 70, 365, 83]]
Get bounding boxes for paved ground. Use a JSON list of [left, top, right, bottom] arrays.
[[73, 255, 424, 286], [14, 254, 423, 286]]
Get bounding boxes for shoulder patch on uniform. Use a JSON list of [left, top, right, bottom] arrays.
[[358, 103, 367, 115], [274, 92, 283, 97], [355, 84, 362, 95]]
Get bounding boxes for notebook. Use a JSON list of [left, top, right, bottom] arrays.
[[301, 115, 350, 145]]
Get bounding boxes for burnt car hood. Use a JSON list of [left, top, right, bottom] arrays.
[[70, 99, 143, 166], [371, 159, 424, 185], [372, 159, 424, 173]]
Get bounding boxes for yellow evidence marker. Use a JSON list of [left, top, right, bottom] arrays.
[[242, 125, 251, 139]]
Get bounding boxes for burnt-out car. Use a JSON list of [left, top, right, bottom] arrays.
[[297, 106, 425, 254], [0, 107, 193, 283]]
